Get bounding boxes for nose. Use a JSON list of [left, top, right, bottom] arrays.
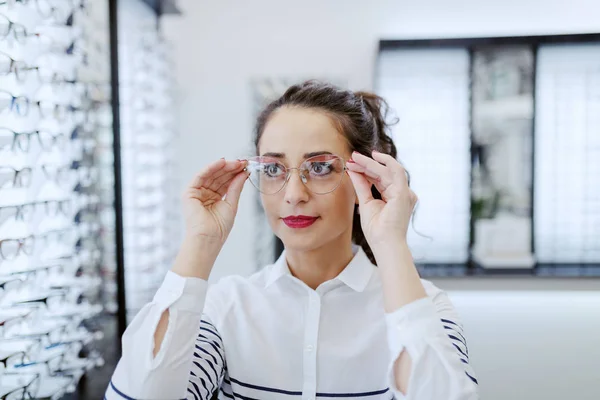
[[283, 169, 310, 205]]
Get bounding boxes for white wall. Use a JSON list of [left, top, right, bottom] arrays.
[[161, 1, 600, 399]]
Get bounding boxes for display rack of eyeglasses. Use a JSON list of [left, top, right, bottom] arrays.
[[0, 0, 115, 398], [118, 0, 181, 323]]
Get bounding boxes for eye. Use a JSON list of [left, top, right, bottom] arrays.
[[263, 162, 285, 177], [309, 161, 333, 176]]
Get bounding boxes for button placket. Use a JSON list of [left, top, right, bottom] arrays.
[[302, 292, 321, 400]]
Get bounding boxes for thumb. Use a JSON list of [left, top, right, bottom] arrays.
[[347, 170, 374, 206], [224, 170, 249, 211]]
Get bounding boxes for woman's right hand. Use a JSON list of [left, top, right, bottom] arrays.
[[182, 158, 249, 245]]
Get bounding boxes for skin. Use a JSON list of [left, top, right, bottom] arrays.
[[257, 107, 358, 289], [154, 106, 427, 395]]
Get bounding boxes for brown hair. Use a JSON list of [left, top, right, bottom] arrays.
[[254, 80, 409, 265]]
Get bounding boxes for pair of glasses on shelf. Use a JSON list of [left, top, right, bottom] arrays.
[[41, 164, 78, 186], [0, 200, 71, 228], [0, 91, 81, 119], [0, 229, 75, 261], [0, 13, 29, 43], [0, 372, 44, 400], [0, 127, 68, 153], [0, 235, 34, 261], [0, 51, 38, 82], [0, 276, 26, 299], [0, 166, 31, 189], [0, 0, 81, 19], [0, 163, 88, 189], [0, 164, 89, 190], [0, 260, 64, 283]]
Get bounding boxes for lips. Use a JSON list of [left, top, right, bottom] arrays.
[[282, 215, 318, 228]]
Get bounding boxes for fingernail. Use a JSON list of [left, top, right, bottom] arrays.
[[347, 159, 355, 164]]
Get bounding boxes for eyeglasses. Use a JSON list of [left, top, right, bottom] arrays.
[[0, 128, 68, 153], [0, 373, 41, 400], [0, 51, 36, 81], [0, 128, 34, 153], [0, 166, 32, 189], [0, 13, 27, 43], [36, 100, 79, 121], [43, 199, 72, 217], [244, 154, 348, 195], [0, 203, 35, 226], [0, 90, 28, 116], [0, 94, 75, 119], [0, 0, 74, 20], [0, 0, 27, 6], [0, 235, 34, 260], [41, 164, 71, 186], [0, 200, 71, 227]]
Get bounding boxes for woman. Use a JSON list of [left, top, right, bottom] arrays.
[[105, 81, 479, 400]]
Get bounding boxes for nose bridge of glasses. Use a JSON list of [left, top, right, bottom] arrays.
[[285, 167, 308, 184]]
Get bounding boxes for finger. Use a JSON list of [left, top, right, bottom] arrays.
[[223, 169, 250, 210], [363, 173, 386, 195], [346, 160, 389, 191], [212, 162, 247, 191], [188, 158, 226, 188], [371, 150, 410, 185], [350, 151, 393, 186], [214, 172, 242, 195], [206, 160, 246, 187], [189, 159, 243, 189], [216, 170, 245, 197], [346, 169, 375, 206]]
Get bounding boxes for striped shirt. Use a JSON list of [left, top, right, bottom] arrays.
[[106, 245, 478, 400]]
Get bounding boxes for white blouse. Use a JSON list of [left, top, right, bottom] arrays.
[[105, 246, 479, 400]]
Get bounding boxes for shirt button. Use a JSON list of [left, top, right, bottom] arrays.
[[306, 345, 314, 352]]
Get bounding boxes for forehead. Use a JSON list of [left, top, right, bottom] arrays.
[[258, 107, 350, 161]]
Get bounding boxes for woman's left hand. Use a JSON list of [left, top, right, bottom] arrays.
[[346, 150, 418, 247]]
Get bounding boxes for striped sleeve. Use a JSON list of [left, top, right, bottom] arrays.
[[430, 290, 478, 387], [105, 271, 210, 400], [385, 290, 479, 399], [186, 317, 227, 400], [441, 316, 478, 384]]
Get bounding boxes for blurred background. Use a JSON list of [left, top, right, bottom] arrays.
[[0, 0, 599, 399]]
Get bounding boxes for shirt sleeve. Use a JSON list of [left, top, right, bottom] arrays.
[[105, 271, 226, 400], [385, 290, 479, 400]]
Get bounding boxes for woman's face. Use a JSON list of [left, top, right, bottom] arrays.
[[257, 106, 357, 252]]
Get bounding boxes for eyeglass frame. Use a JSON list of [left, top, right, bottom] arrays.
[[0, 127, 68, 153], [0, 166, 33, 189], [242, 153, 349, 195], [0, 13, 28, 42], [0, 89, 29, 116], [0, 235, 34, 260], [0, 51, 36, 82]]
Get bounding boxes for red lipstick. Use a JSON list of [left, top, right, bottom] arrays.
[[282, 215, 318, 228]]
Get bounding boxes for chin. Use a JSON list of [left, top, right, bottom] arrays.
[[279, 237, 320, 253], [275, 223, 323, 252]]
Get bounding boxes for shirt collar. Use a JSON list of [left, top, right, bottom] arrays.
[[265, 244, 375, 292]]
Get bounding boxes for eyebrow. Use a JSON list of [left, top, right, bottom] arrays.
[[260, 151, 333, 159]]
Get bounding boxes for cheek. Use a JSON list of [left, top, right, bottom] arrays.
[[260, 195, 281, 219], [325, 182, 356, 218]]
